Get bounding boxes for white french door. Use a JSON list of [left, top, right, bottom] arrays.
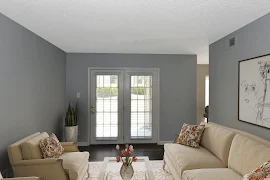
[[90, 68, 159, 144]]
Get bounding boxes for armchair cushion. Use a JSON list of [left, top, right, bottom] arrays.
[[21, 133, 49, 160], [59, 152, 89, 180], [8, 132, 40, 165]]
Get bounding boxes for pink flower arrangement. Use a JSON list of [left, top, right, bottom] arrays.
[[116, 144, 137, 166]]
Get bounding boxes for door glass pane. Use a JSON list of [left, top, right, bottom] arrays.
[[96, 75, 118, 139], [130, 76, 153, 139]]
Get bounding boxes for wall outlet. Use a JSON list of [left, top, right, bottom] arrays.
[[77, 92, 80, 98]]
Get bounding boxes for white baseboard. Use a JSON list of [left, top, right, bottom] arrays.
[[77, 142, 89, 146], [158, 141, 173, 145]]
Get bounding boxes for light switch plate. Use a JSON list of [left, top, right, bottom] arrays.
[[77, 92, 80, 98]]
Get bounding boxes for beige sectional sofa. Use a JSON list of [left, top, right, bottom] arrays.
[[164, 122, 270, 180]]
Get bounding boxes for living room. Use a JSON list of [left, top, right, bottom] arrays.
[[0, 1, 270, 180]]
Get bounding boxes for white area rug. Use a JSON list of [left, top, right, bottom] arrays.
[[85, 160, 174, 180]]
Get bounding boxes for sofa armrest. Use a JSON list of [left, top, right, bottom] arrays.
[[12, 159, 68, 180], [60, 142, 79, 152], [4, 178, 44, 180]]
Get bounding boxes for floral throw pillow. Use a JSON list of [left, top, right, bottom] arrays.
[[176, 123, 205, 148], [39, 133, 64, 158], [243, 161, 270, 180]]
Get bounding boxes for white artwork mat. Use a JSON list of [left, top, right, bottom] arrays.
[[239, 54, 270, 128]]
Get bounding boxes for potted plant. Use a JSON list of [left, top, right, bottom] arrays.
[[64, 101, 78, 143]]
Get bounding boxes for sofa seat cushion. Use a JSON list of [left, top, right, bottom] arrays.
[[182, 168, 242, 180], [59, 151, 89, 180], [164, 143, 226, 176]]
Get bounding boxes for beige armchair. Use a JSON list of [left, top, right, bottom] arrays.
[[8, 132, 90, 180], [4, 178, 44, 180]]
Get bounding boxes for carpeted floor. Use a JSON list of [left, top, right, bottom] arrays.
[[85, 160, 174, 180]]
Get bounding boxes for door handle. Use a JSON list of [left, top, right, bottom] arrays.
[[91, 110, 95, 114], [91, 105, 95, 108]]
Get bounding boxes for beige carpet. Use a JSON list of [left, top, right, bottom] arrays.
[[85, 160, 174, 180]]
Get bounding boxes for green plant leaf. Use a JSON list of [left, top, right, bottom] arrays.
[[65, 101, 79, 126]]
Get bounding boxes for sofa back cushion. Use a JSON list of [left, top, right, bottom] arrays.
[[200, 122, 236, 166], [21, 132, 49, 160], [8, 132, 40, 165], [226, 126, 270, 147], [228, 134, 270, 176]]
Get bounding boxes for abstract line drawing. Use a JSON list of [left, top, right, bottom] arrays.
[[239, 54, 270, 128]]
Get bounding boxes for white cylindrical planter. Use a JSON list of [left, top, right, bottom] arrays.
[[65, 125, 78, 143]]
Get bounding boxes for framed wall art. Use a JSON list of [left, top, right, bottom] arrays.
[[238, 54, 270, 128]]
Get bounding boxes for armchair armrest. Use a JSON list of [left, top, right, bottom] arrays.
[[12, 159, 68, 180], [60, 142, 79, 152], [14, 159, 60, 166]]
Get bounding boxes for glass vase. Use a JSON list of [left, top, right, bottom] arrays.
[[120, 164, 134, 180]]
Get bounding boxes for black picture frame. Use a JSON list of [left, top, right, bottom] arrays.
[[238, 53, 270, 129]]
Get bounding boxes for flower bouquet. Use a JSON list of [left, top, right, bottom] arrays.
[[116, 144, 137, 180]]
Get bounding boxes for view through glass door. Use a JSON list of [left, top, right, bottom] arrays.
[[90, 69, 159, 144]]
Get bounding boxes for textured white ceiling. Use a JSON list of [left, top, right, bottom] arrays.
[[0, 1, 270, 64]]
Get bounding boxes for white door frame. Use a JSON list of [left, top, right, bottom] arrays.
[[88, 67, 160, 145]]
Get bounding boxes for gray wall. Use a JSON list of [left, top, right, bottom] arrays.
[[209, 13, 270, 140], [66, 53, 197, 143], [0, 13, 66, 172]]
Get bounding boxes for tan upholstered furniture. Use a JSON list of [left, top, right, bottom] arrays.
[[8, 132, 90, 180], [164, 122, 270, 180], [4, 178, 43, 180]]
